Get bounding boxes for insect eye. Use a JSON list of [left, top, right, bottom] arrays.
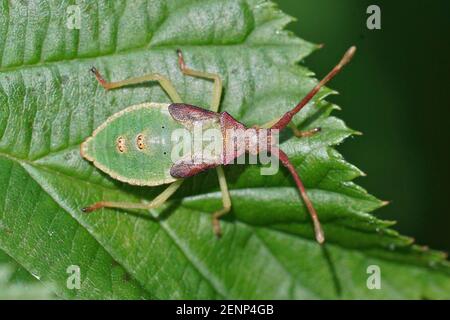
[[116, 136, 126, 153], [136, 134, 145, 150]]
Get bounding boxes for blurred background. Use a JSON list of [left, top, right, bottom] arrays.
[[276, 0, 450, 252]]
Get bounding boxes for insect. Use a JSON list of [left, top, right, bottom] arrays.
[[80, 47, 356, 244]]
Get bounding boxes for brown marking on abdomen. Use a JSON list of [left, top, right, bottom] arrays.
[[116, 136, 126, 153]]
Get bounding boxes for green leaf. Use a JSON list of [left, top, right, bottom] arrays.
[[0, 0, 448, 299], [0, 250, 55, 299]]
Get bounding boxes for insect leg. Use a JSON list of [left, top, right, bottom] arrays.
[[90, 67, 183, 103], [288, 123, 322, 138], [176, 49, 233, 237], [255, 118, 321, 138], [82, 180, 183, 213], [176, 49, 222, 112], [271, 147, 325, 244], [211, 166, 232, 237]]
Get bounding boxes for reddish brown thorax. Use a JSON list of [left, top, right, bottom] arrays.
[[168, 104, 277, 177], [220, 112, 276, 165]]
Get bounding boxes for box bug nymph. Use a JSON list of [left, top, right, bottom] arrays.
[[81, 46, 356, 244]]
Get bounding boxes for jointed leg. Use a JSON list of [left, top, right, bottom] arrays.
[[288, 123, 321, 138], [177, 49, 232, 237], [212, 166, 232, 237], [177, 49, 222, 112], [271, 147, 325, 244], [85, 68, 185, 214], [90, 67, 182, 103], [257, 117, 321, 138], [82, 180, 183, 213]]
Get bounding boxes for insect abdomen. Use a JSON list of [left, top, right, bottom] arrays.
[[81, 103, 183, 186]]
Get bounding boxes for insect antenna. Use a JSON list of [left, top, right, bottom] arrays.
[[271, 46, 356, 130]]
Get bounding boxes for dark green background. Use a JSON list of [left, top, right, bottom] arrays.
[[276, 0, 450, 251]]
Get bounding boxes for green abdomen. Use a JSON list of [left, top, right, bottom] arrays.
[[81, 103, 186, 186]]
